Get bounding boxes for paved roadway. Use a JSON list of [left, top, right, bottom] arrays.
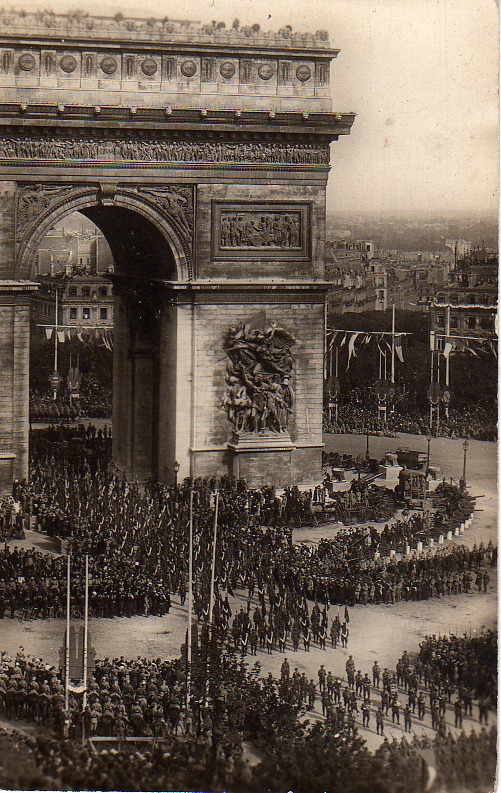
[[1, 431, 497, 751]]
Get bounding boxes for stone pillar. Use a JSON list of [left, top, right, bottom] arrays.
[[0, 281, 38, 493], [112, 295, 131, 475], [447, 530, 453, 541], [417, 541, 423, 554]]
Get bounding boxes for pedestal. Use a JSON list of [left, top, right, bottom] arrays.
[[0, 453, 16, 496], [227, 432, 296, 487]]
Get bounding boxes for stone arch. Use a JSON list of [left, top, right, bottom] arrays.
[[15, 183, 192, 281]]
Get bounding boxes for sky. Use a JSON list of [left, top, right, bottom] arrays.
[[13, 0, 500, 217]]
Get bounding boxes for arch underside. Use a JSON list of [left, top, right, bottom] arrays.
[[16, 184, 191, 282]]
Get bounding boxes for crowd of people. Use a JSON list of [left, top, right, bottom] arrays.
[[324, 386, 497, 441], [30, 375, 112, 422], [0, 628, 496, 792], [0, 432, 490, 641]]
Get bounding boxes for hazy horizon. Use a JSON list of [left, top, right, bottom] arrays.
[[8, 0, 499, 218]]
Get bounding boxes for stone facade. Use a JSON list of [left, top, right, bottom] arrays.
[[0, 13, 354, 489]]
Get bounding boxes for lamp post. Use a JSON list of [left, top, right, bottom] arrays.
[[365, 427, 370, 462], [461, 440, 469, 491], [426, 432, 432, 473], [173, 460, 180, 495]]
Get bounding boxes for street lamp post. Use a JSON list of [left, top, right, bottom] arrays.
[[173, 460, 180, 496], [461, 440, 469, 491], [426, 433, 432, 473], [365, 427, 370, 462]]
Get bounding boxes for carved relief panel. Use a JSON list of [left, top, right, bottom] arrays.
[[211, 202, 311, 260]]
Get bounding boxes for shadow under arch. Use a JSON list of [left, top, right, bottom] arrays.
[[16, 187, 190, 282], [81, 205, 177, 281]]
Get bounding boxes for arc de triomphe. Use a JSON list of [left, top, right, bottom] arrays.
[[0, 12, 354, 490]]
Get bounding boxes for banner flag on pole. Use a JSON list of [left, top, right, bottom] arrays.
[[45, 328, 53, 340], [443, 342, 453, 359], [340, 333, 347, 347], [57, 331, 65, 344], [395, 341, 404, 363], [346, 332, 361, 370], [328, 331, 339, 350]]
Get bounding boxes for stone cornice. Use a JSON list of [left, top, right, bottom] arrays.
[[0, 106, 355, 138]]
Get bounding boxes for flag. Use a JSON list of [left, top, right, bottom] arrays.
[[395, 341, 404, 363], [340, 333, 347, 347], [45, 328, 53, 340], [347, 332, 361, 369], [328, 331, 339, 350], [443, 342, 453, 359], [57, 331, 65, 344]]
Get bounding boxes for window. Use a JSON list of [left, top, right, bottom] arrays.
[[450, 293, 459, 304], [82, 307, 91, 320], [480, 317, 494, 331], [436, 314, 445, 328], [68, 287, 77, 297], [82, 287, 90, 297], [99, 286, 108, 297], [100, 307, 108, 320], [468, 294, 476, 304], [467, 316, 476, 330], [436, 293, 445, 303], [69, 307, 77, 320], [450, 316, 458, 329]]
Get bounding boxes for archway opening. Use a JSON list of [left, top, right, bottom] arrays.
[[29, 205, 182, 483]]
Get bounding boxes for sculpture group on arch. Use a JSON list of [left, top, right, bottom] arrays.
[[222, 321, 296, 435]]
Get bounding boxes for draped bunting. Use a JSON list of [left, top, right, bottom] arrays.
[[325, 328, 410, 368], [37, 324, 113, 349]]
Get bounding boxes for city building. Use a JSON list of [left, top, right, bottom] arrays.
[[430, 247, 498, 338], [325, 239, 387, 313], [31, 271, 114, 331], [34, 223, 114, 277]]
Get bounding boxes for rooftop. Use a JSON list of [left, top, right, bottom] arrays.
[[0, 10, 331, 49]]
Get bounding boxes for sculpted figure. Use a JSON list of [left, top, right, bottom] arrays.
[[222, 321, 296, 434]]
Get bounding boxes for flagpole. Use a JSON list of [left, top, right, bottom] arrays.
[[53, 287, 59, 400], [444, 304, 450, 417], [205, 491, 219, 705], [335, 347, 339, 424], [82, 554, 89, 711], [64, 553, 71, 714], [186, 489, 194, 712], [391, 303, 396, 384]]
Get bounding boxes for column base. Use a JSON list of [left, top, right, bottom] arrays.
[[227, 431, 295, 487]]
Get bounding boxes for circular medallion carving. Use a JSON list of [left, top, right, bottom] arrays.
[[258, 63, 274, 80], [60, 55, 77, 74], [18, 53, 36, 72], [181, 60, 197, 77], [100, 56, 117, 75], [220, 61, 235, 79], [296, 64, 312, 82], [141, 58, 158, 76]]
